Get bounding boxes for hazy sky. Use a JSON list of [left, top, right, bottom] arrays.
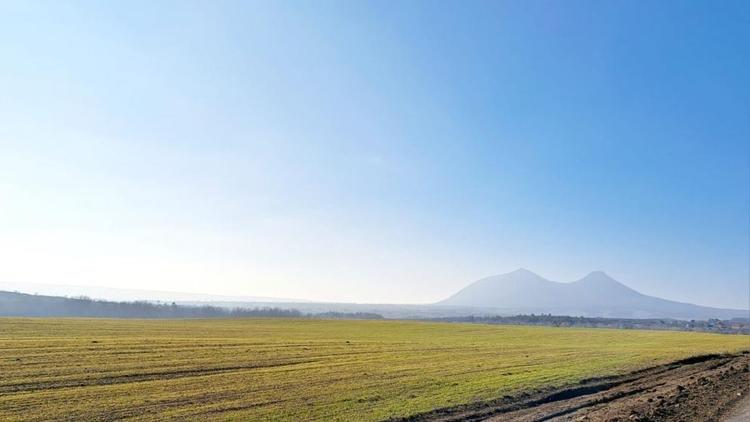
[[1, 1, 748, 308]]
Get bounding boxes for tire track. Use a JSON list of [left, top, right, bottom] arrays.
[[391, 352, 750, 422]]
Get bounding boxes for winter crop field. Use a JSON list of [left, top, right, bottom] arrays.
[[1, 318, 747, 421]]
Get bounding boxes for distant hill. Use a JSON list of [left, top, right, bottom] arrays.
[[437, 269, 748, 320], [0, 291, 382, 319], [0, 281, 304, 303]]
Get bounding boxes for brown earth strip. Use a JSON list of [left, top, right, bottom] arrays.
[[391, 352, 750, 422], [723, 394, 750, 422]]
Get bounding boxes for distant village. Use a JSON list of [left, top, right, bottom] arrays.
[[431, 314, 750, 335]]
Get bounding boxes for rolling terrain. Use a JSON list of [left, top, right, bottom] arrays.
[[438, 269, 747, 320], [0, 318, 747, 421]]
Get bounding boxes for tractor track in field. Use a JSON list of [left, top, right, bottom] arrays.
[[393, 352, 750, 422], [0, 359, 318, 393]]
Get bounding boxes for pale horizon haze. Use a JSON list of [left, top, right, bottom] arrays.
[[1, 1, 749, 308]]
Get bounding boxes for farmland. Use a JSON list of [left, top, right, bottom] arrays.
[[0, 318, 748, 421]]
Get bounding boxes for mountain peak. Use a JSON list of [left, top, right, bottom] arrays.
[[574, 271, 638, 293], [511, 268, 537, 276], [501, 268, 548, 282], [581, 270, 614, 281]]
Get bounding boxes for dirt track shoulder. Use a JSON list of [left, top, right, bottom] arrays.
[[392, 352, 750, 422], [723, 394, 750, 422]]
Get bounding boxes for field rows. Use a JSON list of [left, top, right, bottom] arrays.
[[0, 318, 748, 421]]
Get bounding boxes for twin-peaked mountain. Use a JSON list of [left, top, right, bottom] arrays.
[[438, 269, 747, 320]]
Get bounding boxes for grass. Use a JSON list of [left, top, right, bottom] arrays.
[[0, 318, 748, 421]]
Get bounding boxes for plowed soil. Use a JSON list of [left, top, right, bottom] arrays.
[[395, 352, 750, 422]]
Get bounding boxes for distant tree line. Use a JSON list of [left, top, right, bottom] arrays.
[[311, 311, 384, 320], [430, 314, 750, 335], [0, 291, 383, 319]]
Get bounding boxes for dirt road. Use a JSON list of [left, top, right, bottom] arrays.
[[723, 394, 750, 422], [395, 352, 750, 422]]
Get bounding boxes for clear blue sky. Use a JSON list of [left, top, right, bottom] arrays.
[[1, 1, 748, 308]]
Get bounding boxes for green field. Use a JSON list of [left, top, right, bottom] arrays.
[[1, 318, 747, 421]]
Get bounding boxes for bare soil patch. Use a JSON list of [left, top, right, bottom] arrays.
[[393, 351, 750, 421]]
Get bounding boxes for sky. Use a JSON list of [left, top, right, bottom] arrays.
[[0, 1, 748, 308]]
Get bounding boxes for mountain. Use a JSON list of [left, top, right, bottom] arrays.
[[438, 269, 748, 320]]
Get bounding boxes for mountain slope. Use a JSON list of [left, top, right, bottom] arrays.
[[438, 269, 748, 320]]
